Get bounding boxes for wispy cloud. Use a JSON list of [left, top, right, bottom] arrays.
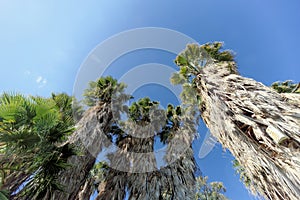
[[36, 76, 47, 87], [36, 76, 43, 83], [24, 70, 31, 75]]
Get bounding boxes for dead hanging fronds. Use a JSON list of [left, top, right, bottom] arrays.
[[173, 42, 300, 200], [196, 61, 300, 200]]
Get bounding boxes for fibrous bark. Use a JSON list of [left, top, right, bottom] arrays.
[[196, 61, 300, 200], [96, 104, 197, 200], [96, 133, 159, 200], [52, 103, 113, 200]]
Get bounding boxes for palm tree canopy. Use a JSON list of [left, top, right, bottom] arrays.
[[0, 92, 77, 199], [172, 42, 300, 200]]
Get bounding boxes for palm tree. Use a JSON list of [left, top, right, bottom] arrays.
[[172, 42, 300, 200], [97, 98, 157, 199], [158, 104, 198, 200], [0, 77, 228, 199], [96, 98, 161, 200], [0, 84, 121, 200], [96, 97, 199, 200], [51, 104, 109, 200], [65, 76, 227, 200], [195, 176, 227, 200], [51, 76, 128, 200], [0, 92, 76, 199]]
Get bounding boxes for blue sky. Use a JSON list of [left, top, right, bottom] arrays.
[[1, 1, 300, 199]]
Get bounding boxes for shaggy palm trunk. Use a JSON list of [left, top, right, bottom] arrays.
[[160, 148, 196, 200], [52, 103, 113, 200], [160, 118, 197, 200], [96, 134, 158, 200], [1, 168, 30, 195], [97, 121, 197, 199], [196, 61, 300, 200]]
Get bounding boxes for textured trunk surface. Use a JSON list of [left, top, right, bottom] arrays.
[[160, 120, 197, 200], [160, 149, 196, 200], [96, 136, 157, 200], [96, 125, 196, 200], [52, 103, 112, 200], [1, 168, 30, 195], [196, 62, 300, 200]]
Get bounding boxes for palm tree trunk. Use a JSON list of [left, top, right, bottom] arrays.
[[2, 169, 30, 196], [161, 118, 197, 200], [75, 177, 94, 200], [52, 103, 113, 200], [96, 125, 197, 200], [161, 149, 196, 200], [196, 61, 300, 200], [96, 135, 158, 200]]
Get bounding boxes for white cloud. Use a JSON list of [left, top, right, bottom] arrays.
[[24, 70, 31, 75], [36, 76, 47, 88], [36, 76, 43, 83]]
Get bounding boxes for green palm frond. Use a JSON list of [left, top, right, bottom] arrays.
[[271, 81, 300, 93], [195, 176, 228, 200], [0, 92, 26, 105], [51, 93, 81, 123], [0, 128, 40, 150], [128, 97, 159, 123], [174, 42, 236, 82], [201, 42, 234, 62], [0, 93, 35, 127], [0, 92, 76, 199], [83, 76, 127, 106], [0, 189, 9, 200]]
